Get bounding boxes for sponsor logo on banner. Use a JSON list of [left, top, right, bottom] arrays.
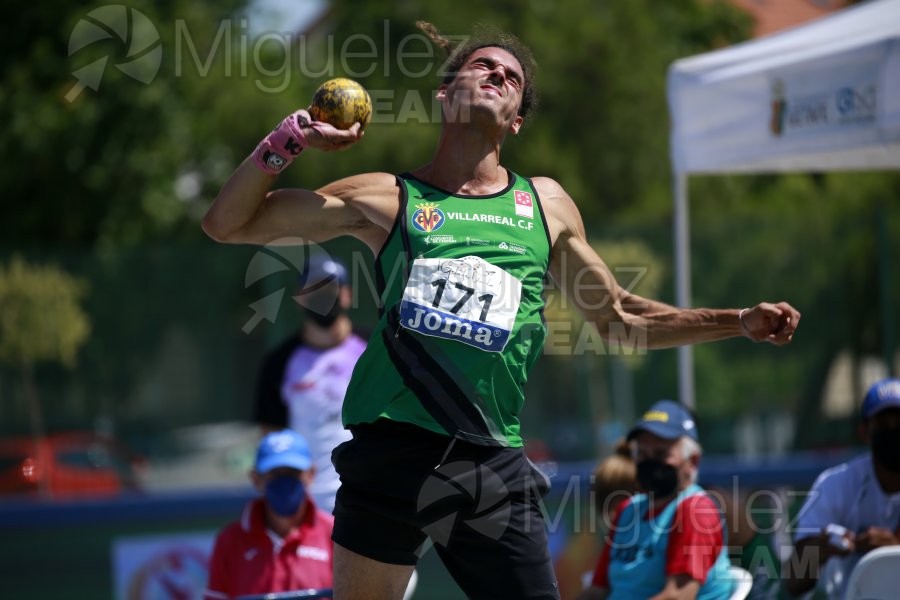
[[112, 532, 215, 600], [770, 78, 786, 136], [514, 190, 533, 219], [835, 86, 876, 124], [769, 74, 878, 138], [412, 202, 445, 232]]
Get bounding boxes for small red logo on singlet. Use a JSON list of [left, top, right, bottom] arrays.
[[514, 191, 533, 219]]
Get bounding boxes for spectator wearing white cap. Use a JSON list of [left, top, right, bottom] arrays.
[[784, 378, 900, 598], [205, 429, 333, 600]]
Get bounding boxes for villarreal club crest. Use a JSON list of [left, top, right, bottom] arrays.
[[412, 202, 445, 233]]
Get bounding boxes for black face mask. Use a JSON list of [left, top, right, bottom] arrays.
[[636, 459, 679, 499], [302, 304, 343, 328], [871, 428, 900, 472]]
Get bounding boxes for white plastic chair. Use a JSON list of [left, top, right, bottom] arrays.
[[844, 546, 900, 600], [402, 569, 418, 600], [235, 590, 332, 599], [728, 565, 753, 600]]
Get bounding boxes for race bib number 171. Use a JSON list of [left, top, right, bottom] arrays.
[[399, 256, 522, 352]]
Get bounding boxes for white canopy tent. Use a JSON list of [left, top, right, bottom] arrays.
[[667, 0, 900, 408]]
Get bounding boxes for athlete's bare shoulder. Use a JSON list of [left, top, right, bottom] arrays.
[[531, 176, 584, 245]]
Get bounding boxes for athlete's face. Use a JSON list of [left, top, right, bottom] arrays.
[[437, 47, 525, 135]]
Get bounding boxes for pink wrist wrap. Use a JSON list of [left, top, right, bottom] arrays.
[[252, 111, 309, 175]]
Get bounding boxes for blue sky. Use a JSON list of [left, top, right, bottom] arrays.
[[247, 0, 328, 35]]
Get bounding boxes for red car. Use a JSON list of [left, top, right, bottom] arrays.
[[0, 432, 144, 498]]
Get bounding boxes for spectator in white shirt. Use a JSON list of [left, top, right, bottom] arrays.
[[784, 378, 900, 598]]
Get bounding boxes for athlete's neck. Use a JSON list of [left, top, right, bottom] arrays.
[[416, 126, 509, 195], [301, 315, 351, 349]]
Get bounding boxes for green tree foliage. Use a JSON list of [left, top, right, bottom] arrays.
[[0, 256, 90, 367], [685, 173, 900, 438], [0, 0, 250, 248], [0, 256, 90, 452]]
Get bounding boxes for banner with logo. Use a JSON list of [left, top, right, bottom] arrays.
[[668, 0, 900, 174], [767, 51, 880, 139], [111, 531, 216, 600]]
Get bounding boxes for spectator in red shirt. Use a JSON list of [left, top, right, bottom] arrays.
[[205, 430, 334, 599], [577, 400, 734, 600]]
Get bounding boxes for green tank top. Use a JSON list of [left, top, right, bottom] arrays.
[[342, 171, 552, 447]]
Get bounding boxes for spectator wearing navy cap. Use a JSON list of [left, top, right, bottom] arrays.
[[578, 400, 734, 600], [205, 429, 334, 600], [784, 378, 900, 598], [254, 251, 367, 513]]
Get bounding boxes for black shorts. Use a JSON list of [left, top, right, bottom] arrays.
[[332, 419, 559, 600]]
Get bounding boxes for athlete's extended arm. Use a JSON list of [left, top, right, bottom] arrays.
[[536, 177, 800, 349], [202, 110, 397, 251]]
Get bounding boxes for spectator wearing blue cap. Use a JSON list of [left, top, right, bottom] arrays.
[[205, 429, 334, 599], [578, 400, 734, 600], [254, 252, 367, 514], [784, 378, 900, 598]]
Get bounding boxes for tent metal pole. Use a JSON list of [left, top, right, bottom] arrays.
[[674, 172, 696, 409], [878, 201, 896, 376]]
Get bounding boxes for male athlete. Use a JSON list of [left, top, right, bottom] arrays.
[[203, 22, 800, 600]]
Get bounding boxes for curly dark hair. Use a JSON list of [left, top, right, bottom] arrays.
[[416, 21, 539, 123]]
